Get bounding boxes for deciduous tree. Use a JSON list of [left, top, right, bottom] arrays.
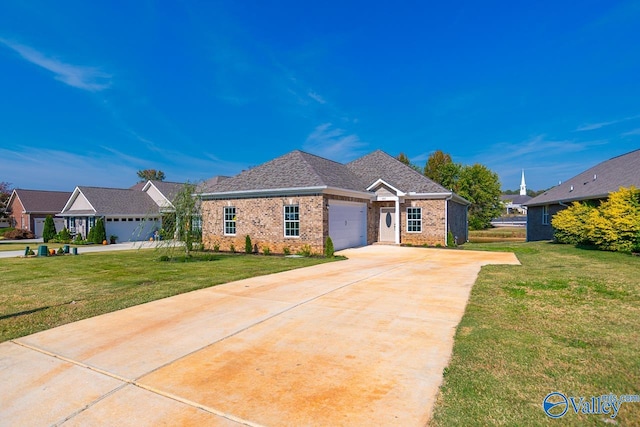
[[137, 169, 166, 182], [456, 164, 503, 230]]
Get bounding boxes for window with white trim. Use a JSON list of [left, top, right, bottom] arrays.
[[407, 207, 422, 232], [224, 207, 236, 235], [542, 205, 549, 225], [284, 205, 300, 237]]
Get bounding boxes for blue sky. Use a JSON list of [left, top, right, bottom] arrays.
[[1, 1, 639, 192]]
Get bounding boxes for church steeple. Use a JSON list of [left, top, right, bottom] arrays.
[[520, 169, 527, 196]]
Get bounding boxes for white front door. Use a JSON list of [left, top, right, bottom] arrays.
[[379, 207, 396, 242]]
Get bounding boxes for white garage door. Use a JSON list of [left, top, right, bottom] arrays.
[[328, 200, 367, 250]]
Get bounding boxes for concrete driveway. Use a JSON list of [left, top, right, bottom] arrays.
[[0, 246, 519, 426]]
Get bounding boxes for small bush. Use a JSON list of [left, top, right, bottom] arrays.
[[57, 247, 65, 255], [436, 243, 443, 248], [297, 244, 313, 257], [74, 233, 84, 244], [283, 247, 291, 256], [229, 243, 236, 253], [262, 246, 271, 255], [324, 236, 334, 258], [212, 242, 220, 252], [245, 235, 252, 254], [447, 231, 457, 247]]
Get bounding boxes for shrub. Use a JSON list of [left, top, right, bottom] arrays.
[[297, 244, 312, 257], [74, 233, 84, 244], [57, 247, 65, 255], [262, 246, 271, 255], [42, 215, 56, 243], [283, 247, 291, 256], [552, 186, 640, 252], [324, 236, 334, 258], [56, 228, 72, 242], [245, 235, 252, 254], [88, 218, 107, 244], [229, 243, 236, 253], [447, 231, 456, 247], [3, 229, 35, 239], [212, 242, 220, 252]]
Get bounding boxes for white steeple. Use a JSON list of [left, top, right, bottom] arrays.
[[520, 169, 527, 196]]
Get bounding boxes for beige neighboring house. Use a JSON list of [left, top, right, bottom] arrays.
[[58, 181, 185, 242], [6, 189, 72, 237], [200, 150, 470, 254]]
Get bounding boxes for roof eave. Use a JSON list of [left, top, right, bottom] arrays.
[[525, 193, 610, 207], [405, 192, 471, 205], [201, 186, 374, 200]]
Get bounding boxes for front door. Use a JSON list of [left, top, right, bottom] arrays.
[[379, 207, 396, 242]]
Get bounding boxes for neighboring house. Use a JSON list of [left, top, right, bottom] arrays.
[[525, 148, 640, 241], [6, 189, 72, 237], [200, 150, 470, 253], [500, 194, 532, 214], [58, 181, 185, 241]]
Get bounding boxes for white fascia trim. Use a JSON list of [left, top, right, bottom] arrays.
[[201, 186, 374, 200], [367, 179, 405, 196], [142, 180, 174, 209]]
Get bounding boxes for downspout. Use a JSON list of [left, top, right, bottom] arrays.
[[444, 194, 452, 245], [395, 198, 400, 244]]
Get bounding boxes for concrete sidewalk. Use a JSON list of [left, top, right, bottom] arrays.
[[0, 240, 177, 259], [0, 246, 519, 426]]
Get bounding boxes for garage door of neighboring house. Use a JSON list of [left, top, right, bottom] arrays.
[[106, 218, 161, 242], [328, 200, 367, 251], [33, 218, 65, 238]]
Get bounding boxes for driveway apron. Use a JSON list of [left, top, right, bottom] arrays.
[[0, 246, 519, 426]]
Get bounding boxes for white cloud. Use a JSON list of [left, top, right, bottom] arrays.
[[307, 91, 326, 104], [575, 114, 640, 131], [0, 38, 111, 92], [622, 128, 640, 137], [303, 123, 367, 161]]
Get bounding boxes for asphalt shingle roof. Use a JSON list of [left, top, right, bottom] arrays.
[[206, 150, 369, 193], [346, 150, 450, 193], [75, 187, 161, 216], [12, 189, 72, 213], [526, 149, 640, 206], [147, 181, 185, 202], [501, 194, 532, 205]]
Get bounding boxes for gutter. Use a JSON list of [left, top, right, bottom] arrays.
[[200, 186, 375, 200]]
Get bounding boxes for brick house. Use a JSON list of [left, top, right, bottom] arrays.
[[525, 148, 640, 241], [200, 150, 469, 253], [6, 189, 71, 237]]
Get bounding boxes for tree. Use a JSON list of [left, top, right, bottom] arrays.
[[456, 164, 503, 230], [171, 182, 200, 256], [424, 150, 454, 185], [137, 169, 166, 182], [42, 215, 57, 243], [395, 153, 422, 173], [0, 181, 12, 218]]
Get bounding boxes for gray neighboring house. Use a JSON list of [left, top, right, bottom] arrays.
[[525, 148, 640, 241], [58, 181, 185, 241], [201, 150, 470, 253]]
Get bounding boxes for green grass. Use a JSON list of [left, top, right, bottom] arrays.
[[0, 241, 87, 252], [430, 241, 640, 426], [0, 249, 338, 342]]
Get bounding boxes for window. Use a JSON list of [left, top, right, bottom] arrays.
[[89, 217, 96, 228], [284, 205, 300, 237], [407, 207, 422, 232], [542, 205, 549, 225], [224, 207, 236, 235], [192, 214, 202, 232]]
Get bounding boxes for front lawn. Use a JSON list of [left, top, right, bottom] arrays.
[[0, 250, 338, 343], [431, 241, 640, 425]]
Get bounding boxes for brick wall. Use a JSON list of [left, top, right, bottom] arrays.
[[202, 195, 325, 255], [7, 197, 27, 230], [400, 199, 446, 246]]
